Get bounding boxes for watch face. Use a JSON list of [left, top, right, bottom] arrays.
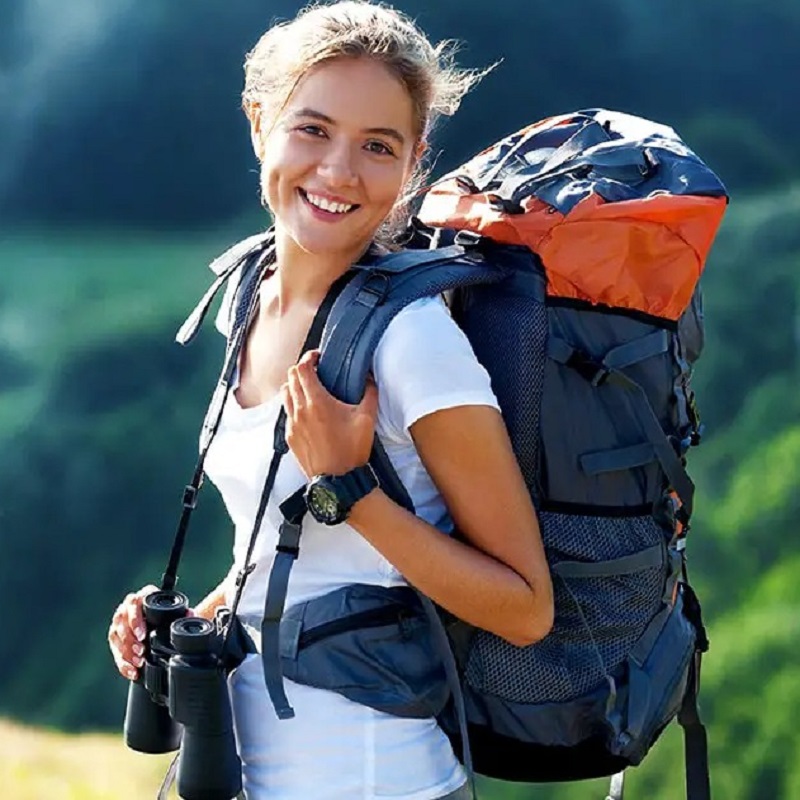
[[308, 483, 343, 525]]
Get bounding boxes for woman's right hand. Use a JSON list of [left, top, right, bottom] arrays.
[[107, 585, 159, 681]]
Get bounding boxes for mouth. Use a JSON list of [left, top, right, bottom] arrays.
[[299, 188, 360, 218]]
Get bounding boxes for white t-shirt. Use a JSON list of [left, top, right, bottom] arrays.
[[204, 290, 499, 800]]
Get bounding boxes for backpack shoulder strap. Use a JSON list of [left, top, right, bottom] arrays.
[[316, 243, 506, 405], [314, 243, 506, 514]]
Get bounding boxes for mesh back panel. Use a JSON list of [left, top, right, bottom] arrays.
[[464, 513, 667, 703], [453, 281, 547, 504]]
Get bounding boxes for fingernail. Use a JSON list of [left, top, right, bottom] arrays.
[[127, 667, 138, 680], [133, 655, 144, 668], [134, 626, 145, 641], [133, 643, 144, 657]]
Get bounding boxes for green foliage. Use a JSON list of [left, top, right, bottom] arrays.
[[1, 2, 799, 792], [3, 0, 800, 227], [0, 225, 255, 728]]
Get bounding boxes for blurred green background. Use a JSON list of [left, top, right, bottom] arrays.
[[1, 0, 798, 798]]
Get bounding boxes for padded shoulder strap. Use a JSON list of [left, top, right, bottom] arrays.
[[316, 245, 506, 406]]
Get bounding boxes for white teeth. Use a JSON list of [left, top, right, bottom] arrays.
[[305, 192, 355, 214]]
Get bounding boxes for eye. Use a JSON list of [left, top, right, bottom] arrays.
[[365, 140, 395, 157], [297, 124, 327, 138]]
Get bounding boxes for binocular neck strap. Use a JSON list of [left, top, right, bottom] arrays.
[[161, 246, 272, 593]]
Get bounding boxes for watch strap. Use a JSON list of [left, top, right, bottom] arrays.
[[332, 463, 379, 512]]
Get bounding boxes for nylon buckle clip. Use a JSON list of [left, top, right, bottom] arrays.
[[567, 350, 610, 387]]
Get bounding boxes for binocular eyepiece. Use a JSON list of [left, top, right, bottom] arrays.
[[123, 590, 242, 800]]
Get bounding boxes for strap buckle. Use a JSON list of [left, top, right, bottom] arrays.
[[566, 349, 610, 386]]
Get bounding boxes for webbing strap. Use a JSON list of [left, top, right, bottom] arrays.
[[603, 330, 670, 370], [580, 443, 656, 476], [679, 652, 711, 800], [260, 488, 306, 719], [496, 118, 611, 200], [552, 543, 664, 580], [547, 329, 669, 376], [161, 247, 272, 591], [548, 335, 694, 517], [606, 771, 626, 800], [416, 592, 476, 800], [175, 263, 240, 346], [606, 368, 695, 518]]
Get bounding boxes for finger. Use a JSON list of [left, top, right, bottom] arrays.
[[124, 596, 146, 643], [295, 355, 326, 402], [280, 381, 294, 418], [298, 349, 320, 367], [108, 628, 142, 680], [287, 366, 306, 412], [109, 615, 145, 665]]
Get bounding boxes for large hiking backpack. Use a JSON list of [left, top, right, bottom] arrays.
[[179, 109, 727, 800]]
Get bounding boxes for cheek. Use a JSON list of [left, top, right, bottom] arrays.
[[365, 163, 410, 209], [259, 152, 294, 206]]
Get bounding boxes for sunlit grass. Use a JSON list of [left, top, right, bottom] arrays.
[[0, 717, 178, 800]]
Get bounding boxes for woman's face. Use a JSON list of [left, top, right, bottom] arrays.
[[254, 57, 419, 264]]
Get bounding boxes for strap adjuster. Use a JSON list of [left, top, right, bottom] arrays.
[[357, 272, 391, 308], [182, 485, 199, 509]]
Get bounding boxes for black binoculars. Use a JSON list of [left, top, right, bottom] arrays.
[[123, 589, 242, 800]]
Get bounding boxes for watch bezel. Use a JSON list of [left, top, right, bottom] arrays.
[[305, 477, 348, 526]]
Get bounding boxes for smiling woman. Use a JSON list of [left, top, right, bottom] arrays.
[[107, 3, 553, 799], [251, 57, 418, 266]]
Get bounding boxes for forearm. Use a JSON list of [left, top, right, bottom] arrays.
[[348, 489, 551, 646], [192, 568, 235, 620]]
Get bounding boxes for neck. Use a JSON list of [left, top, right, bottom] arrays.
[[268, 226, 370, 314]]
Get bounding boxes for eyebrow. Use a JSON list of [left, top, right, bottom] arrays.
[[290, 108, 407, 146]]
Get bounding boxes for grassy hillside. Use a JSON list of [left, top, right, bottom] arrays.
[[0, 718, 175, 800]]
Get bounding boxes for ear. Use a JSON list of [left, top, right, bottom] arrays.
[[247, 103, 265, 161]]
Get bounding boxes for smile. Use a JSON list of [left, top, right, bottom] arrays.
[[299, 188, 359, 216]]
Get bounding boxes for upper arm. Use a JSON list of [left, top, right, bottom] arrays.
[[372, 295, 550, 598], [409, 405, 550, 594]]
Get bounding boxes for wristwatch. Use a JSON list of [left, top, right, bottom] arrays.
[[304, 464, 379, 526]]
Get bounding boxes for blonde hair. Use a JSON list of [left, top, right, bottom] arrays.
[[242, 0, 493, 240]]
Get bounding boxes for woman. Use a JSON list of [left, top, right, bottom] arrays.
[[108, 2, 553, 798]]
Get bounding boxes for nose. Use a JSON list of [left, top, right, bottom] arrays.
[[317, 143, 358, 188]]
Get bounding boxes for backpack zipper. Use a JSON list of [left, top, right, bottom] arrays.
[[297, 605, 411, 650]]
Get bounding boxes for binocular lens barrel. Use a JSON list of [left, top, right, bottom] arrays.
[[169, 617, 242, 799], [123, 590, 189, 754], [124, 679, 183, 754]]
